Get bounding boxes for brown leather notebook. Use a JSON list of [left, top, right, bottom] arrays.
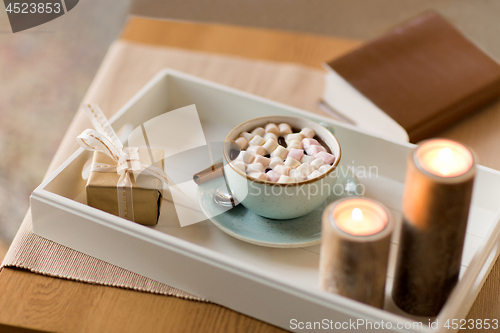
[[325, 11, 500, 142]]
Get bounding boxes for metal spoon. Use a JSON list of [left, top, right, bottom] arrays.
[[214, 184, 239, 207], [193, 163, 239, 207]]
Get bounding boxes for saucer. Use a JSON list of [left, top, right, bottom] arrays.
[[197, 163, 361, 248]]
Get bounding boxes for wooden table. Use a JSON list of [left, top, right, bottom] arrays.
[[0, 17, 499, 333]]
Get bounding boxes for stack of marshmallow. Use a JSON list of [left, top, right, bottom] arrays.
[[231, 122, 336, 183]]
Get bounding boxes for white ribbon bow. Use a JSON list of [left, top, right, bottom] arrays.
[[77, 104, 173, 221]]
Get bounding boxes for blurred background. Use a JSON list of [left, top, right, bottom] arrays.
[[1, 0, 500, 257], [0, 0, 132, 255]]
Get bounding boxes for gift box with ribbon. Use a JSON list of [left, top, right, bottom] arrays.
[[77, 104, 172, 226], [86, 148, 164, 225]]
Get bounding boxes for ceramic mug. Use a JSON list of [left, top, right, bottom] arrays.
[[223, 116, 341, 219]]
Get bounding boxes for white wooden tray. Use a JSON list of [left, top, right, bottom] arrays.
[[31, 69, 500, 333]]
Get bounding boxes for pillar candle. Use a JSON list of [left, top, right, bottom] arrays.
[[320, 198, 395, 308], [392, 139, 476, 316]]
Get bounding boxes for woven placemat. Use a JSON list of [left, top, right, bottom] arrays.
[[0, 41, 327, 299], [4, 211, 202, 300]]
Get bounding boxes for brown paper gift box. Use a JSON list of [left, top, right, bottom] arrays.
[[86, 148, 164, 226]]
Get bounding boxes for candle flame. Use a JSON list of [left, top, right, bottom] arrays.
[[437, 147, 453, 176], [438, 147, 453, 161], [352, 208, 363, 221], [416, 140, 473, 178]]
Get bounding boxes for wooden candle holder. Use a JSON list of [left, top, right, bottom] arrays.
[[392, 139, 476, 316], [319, 198, 395, 308]]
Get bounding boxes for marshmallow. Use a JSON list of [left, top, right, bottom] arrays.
[[271, 145, 288, 159], [240, 131, 253, 141], [234, 137, 248, 150], [302, 138, 320, 149], [246, 163, 265, 173], [284, 156, 301, 169], [278, 123, 292, 135], [263, 132, 278, 142], [249, 172, 268, 181], [278, 175, 296, 183], [274, 164, 291, 176], [265, 123, 280, 135], [318, 164, 331, 174], [290, 169, 306, 182], [240, 125, 332, 182], [297, 163, 315, 177], [251, 127, 265, 137], [300, 127, 316, 139], [249, 135, 266, 146], [287, 140, 302, 150], [254, 155, 270, 167], [307, 170, 322, 180], [305, 144, 326, 156], [230, 160, 246, 173], [263, 138, 279, 154], [269, 156, 284, 168], [236, 151, 255, 164], [266, 170, 281, 182], [315, 152, 336, 165], [288, 148, 304, 161], [311, 158, 325, 170], [247, 145, 266, 156], [300, 154, 315, 164], [286, 133, 304, 143]]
